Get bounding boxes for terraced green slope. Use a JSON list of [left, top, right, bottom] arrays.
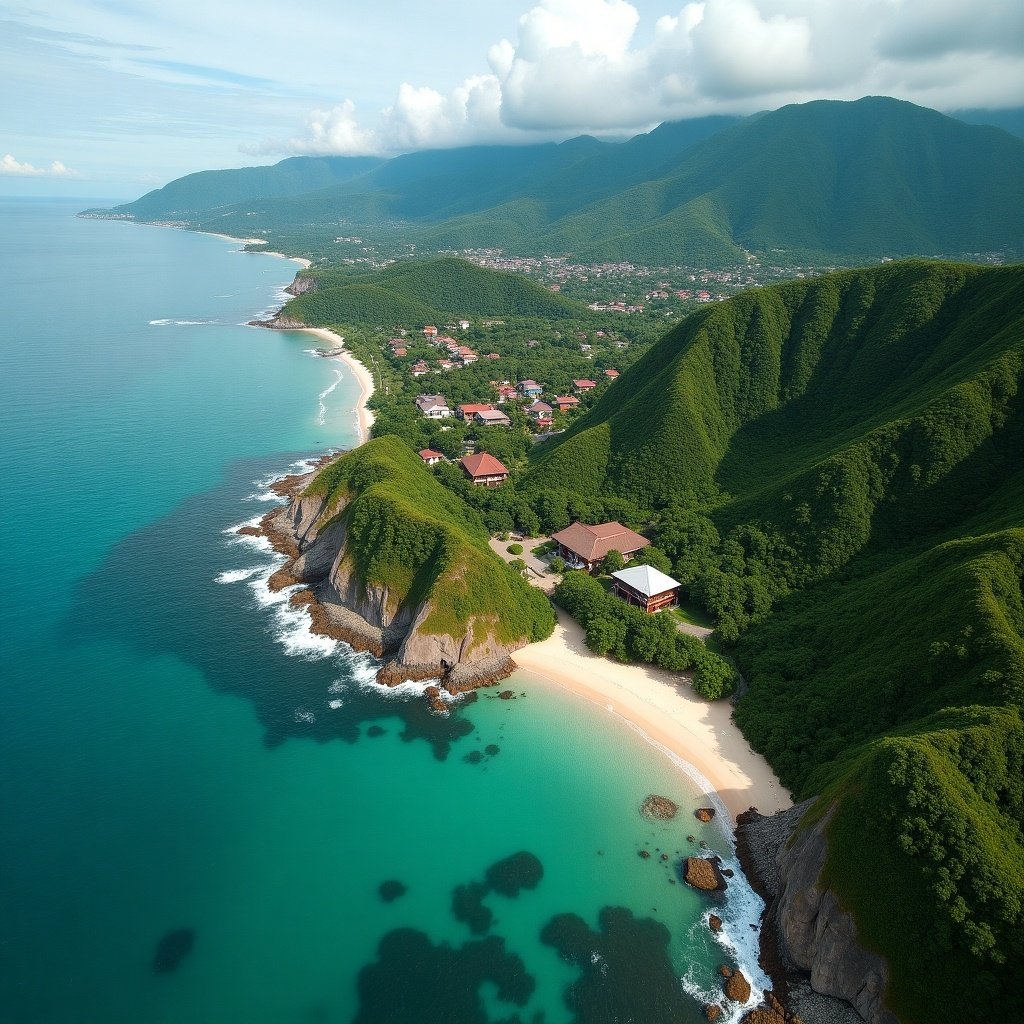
[[523, 260, 1024, 1021]]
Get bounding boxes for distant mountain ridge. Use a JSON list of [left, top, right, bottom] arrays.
[[95, 98, 1024, 266]]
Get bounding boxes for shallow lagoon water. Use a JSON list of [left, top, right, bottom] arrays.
[[0, 199, 765, 1023]]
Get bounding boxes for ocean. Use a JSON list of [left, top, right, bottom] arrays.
[[0, 198, 766, 1024]]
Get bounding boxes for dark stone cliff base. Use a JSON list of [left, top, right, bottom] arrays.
[[735, 803, 864, 1024]]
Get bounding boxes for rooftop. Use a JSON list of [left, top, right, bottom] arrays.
[[461, 452, 509, 477], [611, 564, 681, 597], [551, 521, 650, 562]]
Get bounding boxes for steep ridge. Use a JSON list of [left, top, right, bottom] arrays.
[[264, 437, 554, 689], [523, 260, 1024, 1022]]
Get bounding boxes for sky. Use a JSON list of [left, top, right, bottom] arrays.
[[2, 0, 1023, 198]]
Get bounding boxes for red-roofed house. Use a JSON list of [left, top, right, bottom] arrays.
[[496, 384, 519, 403], [460, 452, 509, 487], [551, 521, 650, 572], [411, 361, 430, 377], [418, 449, 444, 466], [572, 379, 597, 392], [552, 395, 580, 412], [456, 403, 494, 421], [603, 368, 620, 379], [423, 326, 438, 338]]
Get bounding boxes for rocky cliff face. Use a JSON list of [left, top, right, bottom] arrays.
[[263, 482, 519, 691], [285, 272, 318, 297], [736, 804, 898, 1024]]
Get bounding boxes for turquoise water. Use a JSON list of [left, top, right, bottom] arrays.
[[0, 199, 766, 1024]]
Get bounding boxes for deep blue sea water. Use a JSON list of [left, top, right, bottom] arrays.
[[0, 198, 767, 1024]]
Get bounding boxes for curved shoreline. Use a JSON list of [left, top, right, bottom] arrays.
[[293, 326, 376, 444], [513, 609, 791, 823]]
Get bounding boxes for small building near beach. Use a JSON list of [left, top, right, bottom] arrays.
[[460, 452, 509, 487], [611, 565, 681, 613], [551, 521, 650, 572]]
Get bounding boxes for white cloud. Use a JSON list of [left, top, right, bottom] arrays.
[[272, 0, 1024, 156], [1, 154, 79, 177]]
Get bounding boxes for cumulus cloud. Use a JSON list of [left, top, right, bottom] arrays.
[[273, 0, 1024, 156], [1, 154, 79, 177]]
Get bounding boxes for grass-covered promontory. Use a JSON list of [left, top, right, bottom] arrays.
[[518, 260, 1024, 1022], [282, 257, 587, 328], [303, 436, 554, 647]]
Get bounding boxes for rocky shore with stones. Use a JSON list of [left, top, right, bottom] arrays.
[[735, 801, 896, 1024], [246, 456, 520, 699]]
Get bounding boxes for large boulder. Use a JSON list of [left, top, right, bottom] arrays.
[[725, 970, 752, 1003], [684, 857, 726, 891]]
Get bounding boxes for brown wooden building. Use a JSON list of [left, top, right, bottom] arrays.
[[551, 521, 650, 572], [610, 565, 681, 613], [460, 452, 509, 487]]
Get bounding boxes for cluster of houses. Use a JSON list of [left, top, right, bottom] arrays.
[[395, 325, 507, 377], [413, 371, 618, 434]]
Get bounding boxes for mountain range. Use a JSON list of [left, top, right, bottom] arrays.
[[98, 97, 1024, 266]]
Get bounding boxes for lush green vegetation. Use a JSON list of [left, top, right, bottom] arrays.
[[284, 257, 587, 327], [101, 98, 1024, 267], [553, 570, 738, 698], [522, 259, 1024, 1021], [303, 437, 553, 646]]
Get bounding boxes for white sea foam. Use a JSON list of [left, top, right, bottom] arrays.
[[328, 699, 344, 710], [294, 708, 316, 724], [247, 567, 339, 661], [215, 567, 263, 584], [148, 318, 216, 326], [317, 368, 344, 426]]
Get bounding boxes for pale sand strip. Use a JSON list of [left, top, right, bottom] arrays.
[[297, 327, 376, 444], [513, 609, 792, 823]]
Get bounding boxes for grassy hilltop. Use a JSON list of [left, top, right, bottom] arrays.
[[522, 260, 1024, 1021], [302, 436, 553, 648], [282, 257, 587, 327]]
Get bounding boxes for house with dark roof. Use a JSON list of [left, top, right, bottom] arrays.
[[611, 565, 681, 613], [518, 379, 543, 397], [526, 400, 553, 425], [415, 394, 451, 419], [551, 521, 650, 572], [460, 452, 509, 487]]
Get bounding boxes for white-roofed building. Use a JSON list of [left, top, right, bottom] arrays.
[[610, 565, 681, 613]]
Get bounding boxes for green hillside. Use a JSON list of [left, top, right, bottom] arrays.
[[303, 437, 553, 645], [97, 98, 1024, 267], [282, 257, 587, 327], [101, 155, 383, 220], [521, 260, 1024, 1021]]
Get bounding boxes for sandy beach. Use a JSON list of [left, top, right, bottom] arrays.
[[299, 327, 376, 443], [514, 609, 791, 823]]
